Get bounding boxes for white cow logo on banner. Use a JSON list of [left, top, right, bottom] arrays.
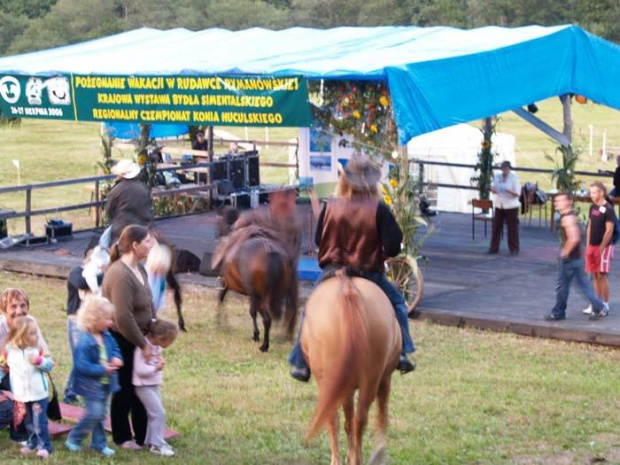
[[26, 77, 44, 105], [0, 76, 20, 104], [46, 77, 71, 105]]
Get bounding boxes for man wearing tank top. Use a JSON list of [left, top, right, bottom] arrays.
[[545, 193, 605, 321]]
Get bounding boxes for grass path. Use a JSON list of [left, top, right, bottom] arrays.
[[0, 271, 618, 464]]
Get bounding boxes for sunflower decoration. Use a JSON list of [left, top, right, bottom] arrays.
[[137, 154, 148, 166], [481, 140, 491, 150]]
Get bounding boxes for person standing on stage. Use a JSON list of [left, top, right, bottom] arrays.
[[489, 161, 521, 255], [582, 181, 616, 318]]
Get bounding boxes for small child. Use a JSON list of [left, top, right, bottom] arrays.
[[133, 319, 178, 457], [65, 296, 123, 457], [146, 243, 173, 315], [1, 315, 54, 459]]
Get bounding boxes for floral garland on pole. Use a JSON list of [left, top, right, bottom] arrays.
[[309, 80, 428, 258]]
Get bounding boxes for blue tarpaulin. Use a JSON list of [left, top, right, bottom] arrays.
[[104, 122, 188, 140], [1, 25, 619, 144]]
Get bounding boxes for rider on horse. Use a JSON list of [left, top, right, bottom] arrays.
[[288, 157, 416, 382]]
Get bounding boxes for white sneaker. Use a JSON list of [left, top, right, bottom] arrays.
[[149, 444, 174, 457], [582, 305, 593, 315]]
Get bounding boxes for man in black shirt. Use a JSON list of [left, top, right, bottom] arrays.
[[583, 182, 616, 318], [544, 194, 604, 321], [192, 130, 209, 152]]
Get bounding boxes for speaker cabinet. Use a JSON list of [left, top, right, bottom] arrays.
[[247, 155, 260, 187], [230, 157, 246, 190], [212, 159, 229, 182]]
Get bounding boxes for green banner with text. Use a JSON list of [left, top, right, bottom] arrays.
[[0, 74, 311, 127]]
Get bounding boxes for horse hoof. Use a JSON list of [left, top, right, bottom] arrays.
[[369, 445, 386, 465], [252, 334, 260, 342], [259, 345, 269, 352]]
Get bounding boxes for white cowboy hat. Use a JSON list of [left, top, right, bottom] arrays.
[[111, 159, 141, 179]]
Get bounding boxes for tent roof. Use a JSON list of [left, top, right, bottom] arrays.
[[1, 25, 619, 143]]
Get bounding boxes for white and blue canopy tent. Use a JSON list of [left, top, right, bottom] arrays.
[[1, 24, 620, 144]]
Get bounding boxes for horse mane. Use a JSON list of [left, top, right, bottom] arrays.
[[306, 274, 370, 440]]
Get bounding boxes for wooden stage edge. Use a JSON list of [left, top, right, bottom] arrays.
[[416, 309, 620, 348]]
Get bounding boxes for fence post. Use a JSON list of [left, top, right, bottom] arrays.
[[95, 179, 100, 228], [25, 187, 32, 236]]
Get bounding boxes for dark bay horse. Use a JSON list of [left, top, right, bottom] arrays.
[[218, 235, 291, 352], [302, 273, 401, 465], [214, 202, 300, 352]]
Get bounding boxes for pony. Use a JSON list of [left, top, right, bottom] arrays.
[[302, 272, 401, 465], [214, 200, 300, 351], [217, 234, 292, 352]]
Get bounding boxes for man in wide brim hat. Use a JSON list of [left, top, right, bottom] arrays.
[[105, 159, 153, 243], [110, 159, 141, 180]]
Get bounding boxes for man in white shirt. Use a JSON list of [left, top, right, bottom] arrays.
[[489, 161, 521, 255]]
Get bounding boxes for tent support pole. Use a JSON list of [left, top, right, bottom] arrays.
[[511, 106, 570, 147], [560, 94, 572, 145], [208, 126, 214, 209]]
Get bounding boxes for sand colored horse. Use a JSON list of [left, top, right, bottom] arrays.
[[302, 272, 402, 465]]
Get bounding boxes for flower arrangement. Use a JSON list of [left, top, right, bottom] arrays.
[[471, 118, 499, 201], [310, 80, 398, 159], [381, 167, 430, 259]]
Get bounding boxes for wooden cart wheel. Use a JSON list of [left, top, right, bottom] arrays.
[[385, 256, 424, 317]]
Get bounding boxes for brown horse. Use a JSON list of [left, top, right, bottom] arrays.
[[302, 273, 401, 465], [218, 236, 292, 352]]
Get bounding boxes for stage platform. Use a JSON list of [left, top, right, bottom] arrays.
[[0, 206, 618, 347]]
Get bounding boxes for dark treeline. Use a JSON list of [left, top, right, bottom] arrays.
[[1, 0, 619, 57]]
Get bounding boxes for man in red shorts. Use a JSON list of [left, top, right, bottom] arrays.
[[583, 181, 616, 319]]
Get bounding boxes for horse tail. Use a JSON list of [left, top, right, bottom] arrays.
[[166, 270, 186, 332], [307, 275, 369, 440], [265, 251, 284, 321]]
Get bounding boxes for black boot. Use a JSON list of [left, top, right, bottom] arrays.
[[397, 355, 416, 374], [290, 366, 311, 382]]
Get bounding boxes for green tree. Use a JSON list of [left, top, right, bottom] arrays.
[[0, 0, 56, 18], [7, 0, 123, 54]]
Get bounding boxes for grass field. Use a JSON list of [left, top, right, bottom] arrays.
[[0, 271, 618, 464]]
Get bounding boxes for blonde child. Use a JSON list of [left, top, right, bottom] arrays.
[[133, 319, 178, 456], [146, 243, 173, 314], [65, 296, 123, 457], [1, 315, 54, 458]]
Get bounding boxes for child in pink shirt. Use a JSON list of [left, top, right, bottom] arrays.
[[132, 319, 178, 457]]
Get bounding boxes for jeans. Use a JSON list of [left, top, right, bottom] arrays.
[[63, 318, 81, 402], [551, 258, 604, 318], [67, 386, 110, 451], [0, 397, 13, 430], [24, 398, 53, 453], [288, 268, 415, 370]]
